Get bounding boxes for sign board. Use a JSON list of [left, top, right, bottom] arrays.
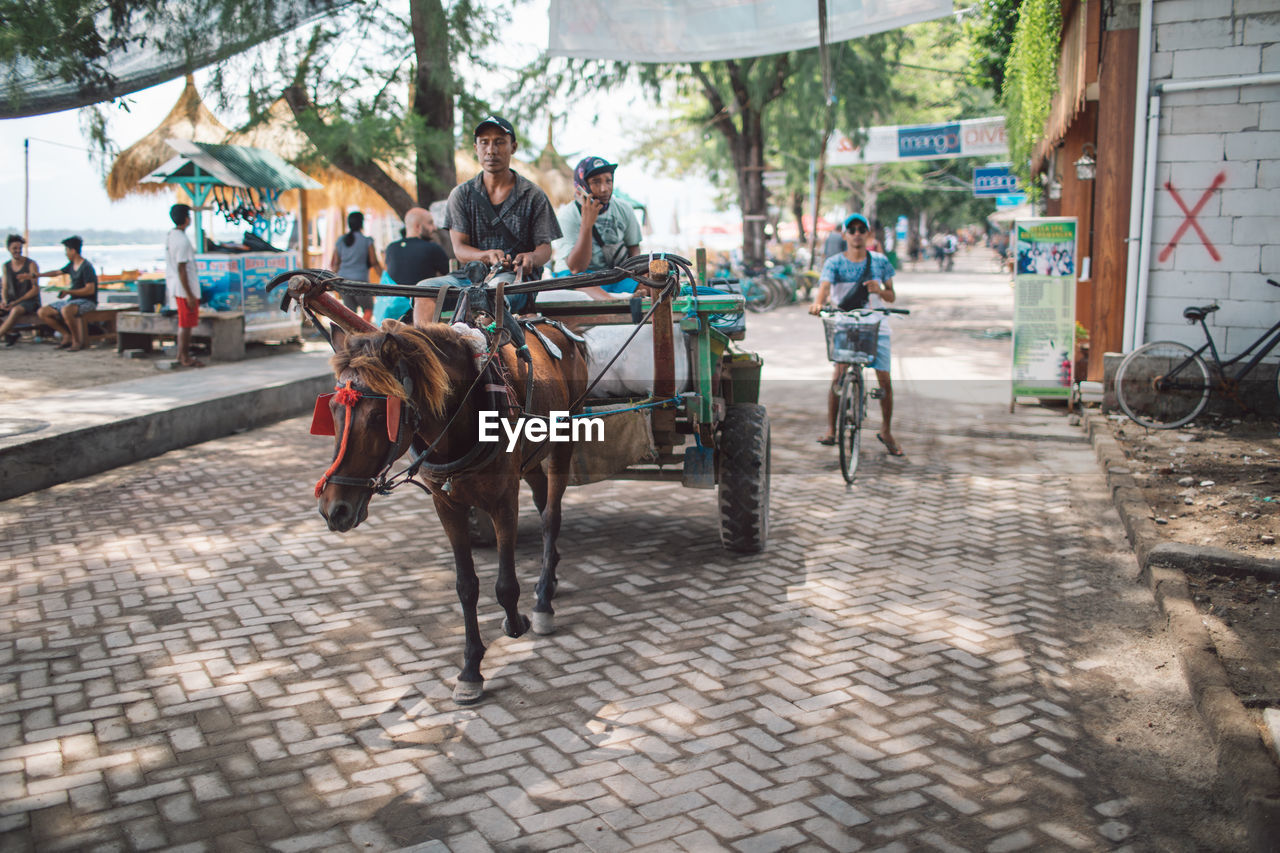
[[762, 170, 788, 188], [827, 116, 1007, 165], [995, 193, 1027, 208], [974, 166, 1019, 197], [1011, 217, 1077, 400]]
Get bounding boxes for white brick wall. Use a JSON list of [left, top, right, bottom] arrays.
[[1141, 0, 1280, 362]]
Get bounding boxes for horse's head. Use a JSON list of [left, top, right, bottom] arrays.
[[314, 321, 450, 531]]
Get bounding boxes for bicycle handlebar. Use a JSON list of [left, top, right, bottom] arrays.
[[819, 307, 911, 316]]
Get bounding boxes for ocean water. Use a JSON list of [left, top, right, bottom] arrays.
[[26, 244, 166, 277]]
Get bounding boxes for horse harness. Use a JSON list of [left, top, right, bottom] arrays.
[[313, 282, 585, 497]]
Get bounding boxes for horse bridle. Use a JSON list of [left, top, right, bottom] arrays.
[[312, 373, 420, 497]]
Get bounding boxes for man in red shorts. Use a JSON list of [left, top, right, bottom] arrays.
[[165, 204, 204, 367]]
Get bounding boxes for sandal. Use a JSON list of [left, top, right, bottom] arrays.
[[180, 359, 206, 368], [816, 435, 836, 446], [876, 433, 905, 456]]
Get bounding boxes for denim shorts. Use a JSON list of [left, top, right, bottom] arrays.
[[868, 328, 892, 372], [48, 298, 97, 314]]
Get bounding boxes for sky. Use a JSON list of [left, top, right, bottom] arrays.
[[0, 0, 727, 248]]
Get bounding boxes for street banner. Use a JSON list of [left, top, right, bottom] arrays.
[[548, 0, 952, 63], [826, 116, 1007, 165], [1011, 217, 1077, 400], [973, 165, 1019, 196]]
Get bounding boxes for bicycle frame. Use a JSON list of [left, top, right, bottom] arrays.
[[1188, 314, 1280, 382]]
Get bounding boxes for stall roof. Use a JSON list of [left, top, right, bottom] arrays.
[[143, 138, 321, 190]]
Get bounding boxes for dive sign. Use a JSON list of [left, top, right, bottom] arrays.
[[973, 166, 1019, 197], [827, 116, 1007, 165]]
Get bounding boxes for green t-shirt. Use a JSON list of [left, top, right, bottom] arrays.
[[553, 197, 642, 272]]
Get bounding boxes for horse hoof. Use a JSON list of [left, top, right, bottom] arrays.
[[502, 615, 531, 639], [531, 611, 555, 635], [453, 680, 484, 705]]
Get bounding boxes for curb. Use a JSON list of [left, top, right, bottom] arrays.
[[1082, 412, 1280, 851]]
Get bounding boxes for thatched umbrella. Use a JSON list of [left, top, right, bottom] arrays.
[[105, 75, 230, 201]]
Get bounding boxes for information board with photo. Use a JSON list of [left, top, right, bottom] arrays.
[[1011, 217, 1077, 400]]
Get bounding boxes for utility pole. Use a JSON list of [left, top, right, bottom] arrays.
[[23, 138, 30, 245]]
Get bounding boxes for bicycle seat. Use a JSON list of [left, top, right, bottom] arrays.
[[1182, 304, 1219, 322]]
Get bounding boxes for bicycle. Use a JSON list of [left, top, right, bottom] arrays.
[[1114, 277, 1280, 429], [820, 306, 910, 482]]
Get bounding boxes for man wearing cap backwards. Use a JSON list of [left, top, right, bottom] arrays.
[[553, 156, 643, 299], [416, 115, 560, 324], [809, 212, 904, 457]]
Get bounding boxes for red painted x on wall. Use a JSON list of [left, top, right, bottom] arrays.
[[1158, 171, 1226, 263]]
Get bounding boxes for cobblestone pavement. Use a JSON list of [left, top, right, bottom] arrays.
[[0, 256, 1248, 851]]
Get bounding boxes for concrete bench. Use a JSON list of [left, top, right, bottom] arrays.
[[116, 310, 246, 361]]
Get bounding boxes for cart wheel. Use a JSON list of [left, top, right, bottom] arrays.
[[718, 403, 770, 553], [468, 507, 496, 548]]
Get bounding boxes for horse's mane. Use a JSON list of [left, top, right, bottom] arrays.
[[330, 320, 457, 418]]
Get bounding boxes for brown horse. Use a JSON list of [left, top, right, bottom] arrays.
[[314, 318, 587, 704]]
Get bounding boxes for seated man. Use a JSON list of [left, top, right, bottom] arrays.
[[416, 115, 559, 325], [34, 236, 98, 351], [553, 156, 642, 299], [376, 207, 451, 324]]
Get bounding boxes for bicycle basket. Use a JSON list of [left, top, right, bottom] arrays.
[[823, 315, 881, 364]]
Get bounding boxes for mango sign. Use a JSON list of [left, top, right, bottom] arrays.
[[828, 116, 1008, 165]]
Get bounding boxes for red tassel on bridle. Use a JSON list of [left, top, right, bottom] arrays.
[[316, 380, 361, 498]]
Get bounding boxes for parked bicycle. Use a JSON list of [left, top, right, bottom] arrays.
[[820, 305, 910, 482], [1114, 277, 1280, 428]]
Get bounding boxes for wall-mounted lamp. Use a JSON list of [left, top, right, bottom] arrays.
[[1074, 142, 1097, 181], [1047, 179, 1062, 199]]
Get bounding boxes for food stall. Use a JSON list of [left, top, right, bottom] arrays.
[[131, 138, 321, 350]]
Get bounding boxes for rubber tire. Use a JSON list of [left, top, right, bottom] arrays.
[[1115, 341, 1211, 429], [718, 403, 771, 553], [837, 369, 864, 483]]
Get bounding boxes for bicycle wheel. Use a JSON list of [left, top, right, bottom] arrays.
[[1115, 341, 1211, 428], [837, 368, 865, 483], [742, 276, 773, 313]]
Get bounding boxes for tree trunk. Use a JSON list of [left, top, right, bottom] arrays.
[[791, 189, 807, 245], [736, 117, 768, 265], [861, 164, 882, 229], [283, 83, 417, 217], [409, 0, 456, 205]]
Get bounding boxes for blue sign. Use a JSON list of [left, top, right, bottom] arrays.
[[995, 193, 1028, 208], [974, 166, 1020, 196], [897, 123, 961, 158]]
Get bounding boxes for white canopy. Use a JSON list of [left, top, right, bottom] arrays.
[[547, 0, 955, 63]]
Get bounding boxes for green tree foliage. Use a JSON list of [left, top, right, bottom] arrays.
[[1001, 0, 1061, 177], [212, 0, 507, 213], [610, 20, 1000, 248], [964, 0, 1023, 96], [511, 36, 899, 263], [1, 0, 509, 215]]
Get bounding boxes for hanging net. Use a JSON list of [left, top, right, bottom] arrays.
[[0, 0, 351, 118]]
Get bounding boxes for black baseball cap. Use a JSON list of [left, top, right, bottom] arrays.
[[474, 115, 515, 139]]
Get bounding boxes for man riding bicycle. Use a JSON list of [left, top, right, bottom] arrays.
[[809, 212, 904, 457]]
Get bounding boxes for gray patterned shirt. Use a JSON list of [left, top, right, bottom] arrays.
[[444, 171, 562, 277]]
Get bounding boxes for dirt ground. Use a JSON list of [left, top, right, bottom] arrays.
[[1102, 411, 1280, 708]]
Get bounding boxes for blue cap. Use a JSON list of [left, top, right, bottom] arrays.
[[843, 213, 870, 230]]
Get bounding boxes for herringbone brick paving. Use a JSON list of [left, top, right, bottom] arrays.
[[0, 276, 1245, 851]]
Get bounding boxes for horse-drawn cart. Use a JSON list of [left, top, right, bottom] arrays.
[[272, 250, 770, 552], [267, 252, 769, 703]]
